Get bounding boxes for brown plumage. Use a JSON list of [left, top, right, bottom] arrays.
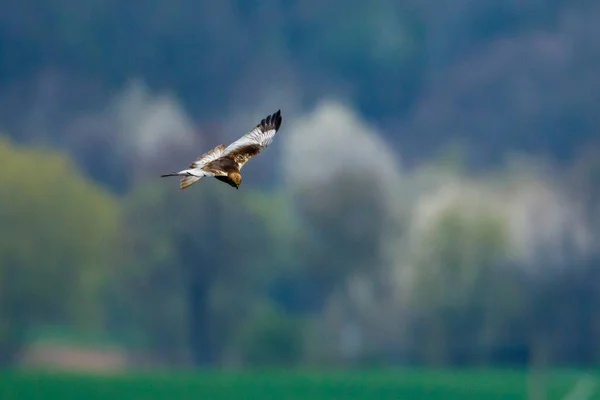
[[161, 110, 282, 190]]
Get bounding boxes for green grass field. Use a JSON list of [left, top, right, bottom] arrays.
[[0, 369, 597, 400]]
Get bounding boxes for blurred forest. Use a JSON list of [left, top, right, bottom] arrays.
[[1, 0, 600, 369]]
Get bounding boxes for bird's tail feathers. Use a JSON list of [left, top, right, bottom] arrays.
[[160, 170, 203, 190], [179, 175, 201, 190]]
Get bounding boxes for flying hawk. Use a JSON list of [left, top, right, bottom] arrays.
[[161, 110, 282, 190]]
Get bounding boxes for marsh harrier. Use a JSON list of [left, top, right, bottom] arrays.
[[161, 110, 282, 190]]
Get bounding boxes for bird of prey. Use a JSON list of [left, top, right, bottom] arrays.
[[161, 110, 282, 190]]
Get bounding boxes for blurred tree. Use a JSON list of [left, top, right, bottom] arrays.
[[399, 155, 600, 367], [1, 0, 600, 369], [540, 144, 600, 365], [405, 196, 516, 365], [112, 181, 293, 365], [0, 135, 119, 364], [2, 0, 599, 179], [233, 300, 304, 367], [291, 170, 392, 312]]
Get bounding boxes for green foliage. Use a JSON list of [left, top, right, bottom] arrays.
[[0, 0, 429, 124], [0, 136, 120, 363], [233, 301, 304, 367], [407, 200, 515, 365], [293, 169, 392, 291], [1, 0, 599, 369], [0, 369, 590, 400], [412, 203, 508, 303], [111, 180, 297, 364]]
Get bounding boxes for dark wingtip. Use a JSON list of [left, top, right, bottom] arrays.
[[259, 109, 282, 132], [272, 109, 282, 130], [276, 109, 282, 130]]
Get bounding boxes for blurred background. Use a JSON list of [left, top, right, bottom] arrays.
[[1, 0, 600, 397]]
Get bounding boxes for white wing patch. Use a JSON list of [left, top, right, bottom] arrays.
[[191, 144, 226, 168], [222, 126, 278, 155], [220, 110, 282, 168]]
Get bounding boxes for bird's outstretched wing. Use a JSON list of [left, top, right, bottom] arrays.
[[220, 110, 282, 169], [190, 144, 226, 169]]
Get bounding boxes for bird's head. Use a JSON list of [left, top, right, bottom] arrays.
[[230, 172, 242, 189]]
